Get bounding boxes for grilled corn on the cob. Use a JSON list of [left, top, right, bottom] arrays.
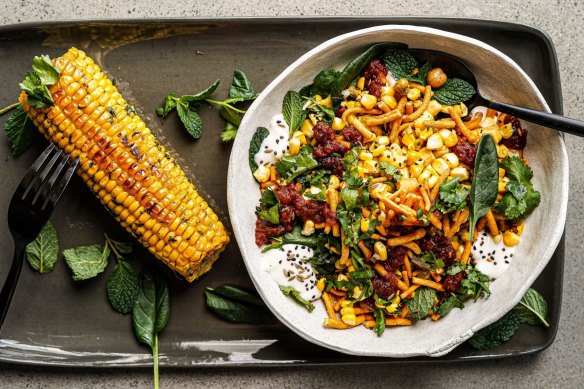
[[18, 48, 229, 282]]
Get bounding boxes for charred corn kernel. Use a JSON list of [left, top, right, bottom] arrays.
[[407, 150, 422, 165], [426, 133, 443, 150], [517, 221, 525, 235], [503, 231, 520, 247], [498, 144, 509, 158], [301, 220, 315, 236], [402, 133, 416, 148], [381, 95, 398, 109], [359, 150, 373, 161], [500, 123, 514, 139], [499, 168, 506, 178], [253, 165, 270, 183], [361, 218, 370, 233], [321, 95, 333, 107], [288, 137, 301, 156], [19, 48, 229, 282], [332, 117, 345, 131], [432, 158, 449, 175], [409, 164, 424, 178], [316, 278, 326, 291], [498, 181, 507, 192], [360, 94, 378, 110], [377, 136, 390, 146], [328, 175, 341, 190], [444, 131, 458, 148], [341, 313, 358, 326], [407, 88, 421, 101], [427, 100, 443, 117], [300, 119, 314, 137], [374, 241, 388, 260], [381, 86, 395, 96], [443, 153, 459, 168], [451, 166, 469, 181], [428, 174, 439, 188], [357, 77, 365, 90]]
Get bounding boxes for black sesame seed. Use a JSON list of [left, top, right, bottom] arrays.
[[502, 248, 506, 251], [276, 139, 280, 144], [280, 136, 284, 139], [473, 245, 477, 250], [480, 250, 483, 254]]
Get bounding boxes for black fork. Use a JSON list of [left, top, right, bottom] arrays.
[[0, 144, 78, 331]]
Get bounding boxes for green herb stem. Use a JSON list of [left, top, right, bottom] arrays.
[[153, 333, 159, 389], [205, 99, 247, 114], [0, 102, 19, 116], [104, 233, 124, 262]]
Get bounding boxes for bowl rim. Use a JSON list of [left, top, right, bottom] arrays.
[[227, 24, 569, 357]]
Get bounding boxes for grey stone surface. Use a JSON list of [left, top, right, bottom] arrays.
[[0, 1, 583, 388]]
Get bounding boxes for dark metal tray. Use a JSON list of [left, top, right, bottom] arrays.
[[0, 17, 563, 367]]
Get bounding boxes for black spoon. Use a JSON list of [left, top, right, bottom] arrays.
[[409, 49, 584, 137]]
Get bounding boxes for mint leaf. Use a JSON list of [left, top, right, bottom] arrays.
[[279, 286, 315, 312], [275, 145, 318, 181], [3, 104, 39, 157], [382, 50, 418, 80], [374, 308, 386, 336], [414, 251, 444, 270], [407, 62, 432, 85], [248, 126, 269, 173], [177, 101, 203, 139], [181, 79, 220, 103], [282, 90, 306, 132], [501, 156, 533, 183], [405, 287, 436, 320], [63, 244, 110, 281], [107, 260, 139, 314], [31, 55, 60, 86], [436, 295, 465, 316], [468, 310, 521, 350], [221, 122, 238, 142], [25, 221, 59, 273], [208, 284, 265, 306], [156, 93, 177, 119], [460, 267, 491, 300], [229, 70, 255, 100], [433, 78, 476, 106], [514, 288, 549, 327]]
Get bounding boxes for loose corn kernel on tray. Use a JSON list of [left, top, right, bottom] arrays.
[[0, 18, 564, 367]]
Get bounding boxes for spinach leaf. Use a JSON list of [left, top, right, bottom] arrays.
[[405, 286, 436, 320], [107, 260, 139, 314], [468, 135, 499, 240], [63, 244, 110, 281], [205, 287, 273, 324], [282, 90, 306, 132], [229, 70, 255, 100], [432, 177, 469, 214], [25, 221, 59, 273], [275, 145, 318, 181], [207, 284, 265, 306], [514, 288, 549, 327], [300, 68, 340, 97], [382, 50, 418, 80], [280, 286, 315, 312], [468, 310, 520, 350], [132, 267, 170, 389], [176, 100, 203, 139], [433, 78, 476, 106], [374, 308, 386, 336], [249, 126, 270, 173]]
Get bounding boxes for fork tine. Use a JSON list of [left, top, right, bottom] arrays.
[[42, 157, 79, 211], [33, 153, 71, 206], [17, 144, 56, 199]]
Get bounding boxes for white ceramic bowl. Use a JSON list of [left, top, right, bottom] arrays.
[[227, 25, 568, 357]]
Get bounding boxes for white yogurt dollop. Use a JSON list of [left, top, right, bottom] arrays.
[[262, 244, 322, 301], [471, 231, 517, 280], [253, 114, 290, 168]]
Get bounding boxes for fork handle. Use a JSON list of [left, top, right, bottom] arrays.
[[0, 242, 25, 332]]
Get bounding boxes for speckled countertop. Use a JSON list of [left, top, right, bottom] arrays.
[[1, 1, 583, 388]]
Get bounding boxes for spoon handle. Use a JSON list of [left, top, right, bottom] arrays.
[[486, 100, 584, 137]]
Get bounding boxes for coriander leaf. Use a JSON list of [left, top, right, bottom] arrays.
[[413, 251, 444, 271], [207, 284, 265, 306], [181, 79, 220, 103], [523, 189, 541, 216], [249, 126, 269, 173], [460, 267, 491, 300], [340, 187, 359, 210], [259, 187, 279, 208], [157, 93, 177, 119], [514, 288, 549, 327], [436, 295, 465, 316], [221, 122, 238, 142], [506, 180, 528, 200], [177, 101, 203, 139], [468, 310, 520, 350], [379, 162, 401, 180], [374, 308, 386, 336], [432, 177, 469, 214], [25, 221, 59, 273], [282, 90, 306, 132], [405, 287, 436, 320], [63, 244, 110, 281], [407, 62, 432, 85], [433, 78, 476, 106], [220, 106, 242, 126], [107, 260, 139, 314], [205, 288, 273, 324], [501, 156, 533, 183], [382, 50, 418, 80], [3, 104, 39, 157], [20, 72, 53, 108], [343, 147, 363, 188], [468, 135, 499, 240], [229, 70, 255, 100], [494, 193, 527, 220], [259, 204, 280, 224], [275, 145, 318, 181], [307, 102, 335, 123], [32, 55, 60, 85], [279, 286, 315, 312], [303, 186, 327, 202]]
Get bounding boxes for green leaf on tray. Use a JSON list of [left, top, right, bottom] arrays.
[[3, 104, 39, 157], [514, 288, 549, 327], [229, 70, 255, 100], [407, 62, 432, 86], [25, 221, 59, 273], [107, 260, 139, 314], [180, 79, 220, 104], [63, 244, 110, 281], [208, 284, 265, 306], [282, 90, 306, 132], [405, 286, 436, 320], [432, 78, 476, 106], [205, 285, 274, 324], [279, 286, 315, 312], [468, 310, 521, 350], [176, 101, 203, 139], [220, 122, 239, 142]]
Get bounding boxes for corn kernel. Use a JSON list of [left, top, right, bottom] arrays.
[[329, 175, 341, 190], [407, 150, 422, 165], [332, 117, 345, 131], [427, 100, 443, 117], [402, 133, 416, 148], [371, 145, 385, 157], [459, 102, 468, 117], [443, 153, 459, 168], [410, 164, 423, 178], [359, 150, 373, 161], [498, 144, 509, 158], [500, 123, 514, 139], [413, 111, 434, 130], [357, 77, 365, 90], [301, 220, 315, 236], [493, 233, 503, 243], [398, 168, 409, 179], [498, 181, 507, 193], [321, 95, 333, 107], [426, 133, 443, 150], [374, 241, 388, 260], [428, 174, 439, 188], [381, 86, 395, 97], [481, 117, 497, 128], [481, 127, 502, 144], [340, 300, 352, 308], [419, 128, 434, 141], [378, 136, 390, 146], [361, 218, 370, 233], [308, 113, 318, 125], [419, 169, 432, 182], [353, 286, 363, 298], [386, 305, 397, 313], [341, 313, 357, 326], [499, 168, 506, 178], [381, 95, 397, 110], [314, 95, 322, 102], [438, 129, 452, 141], [451, 166, 469, 181], [341, 307, 355, 316], [432, 158, 449, 175], [407, 88, 421, 101], [503, 231, 520, 247], [316, 278, 325, 291], [348, 265, 356, 272], [360, 94, 378, 110], [253, 165, 270, 182], [288, 137, 301, 156], [517, 222, 525, 236]]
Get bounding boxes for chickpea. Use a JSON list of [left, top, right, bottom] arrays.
[[394, 78, 410, 95], [427, 68, 448, 88]]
